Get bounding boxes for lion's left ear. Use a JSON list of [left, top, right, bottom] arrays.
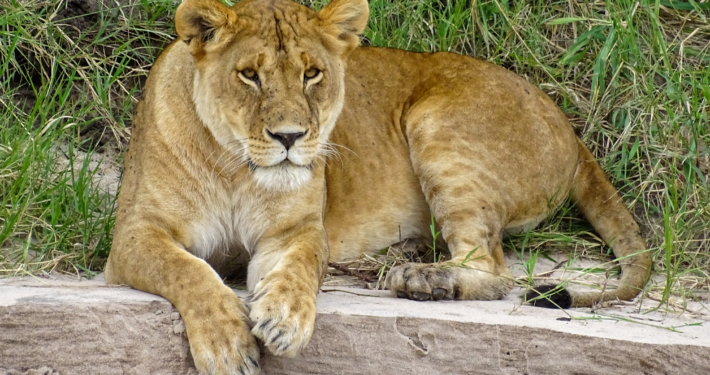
[[175, 0, 237, 57], [316, 0, 369, 55]]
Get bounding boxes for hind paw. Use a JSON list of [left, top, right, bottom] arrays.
[[385, 262, 512, 301]]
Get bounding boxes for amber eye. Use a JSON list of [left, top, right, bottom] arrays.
[[304, 68, 321, 81], [239, 69, 259, 82]]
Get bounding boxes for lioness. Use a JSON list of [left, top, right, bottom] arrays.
[[105, 0, 652, 373]]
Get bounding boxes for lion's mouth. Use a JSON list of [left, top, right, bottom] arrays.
[[248, 158, 315, 191], [248, 159, 313, 171]]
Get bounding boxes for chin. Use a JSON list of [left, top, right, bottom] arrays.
[[252, 162, 313, 192]]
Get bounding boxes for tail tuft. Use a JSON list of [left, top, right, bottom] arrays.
[[525, 139, 651, 309], [525, 284, 573, 309]]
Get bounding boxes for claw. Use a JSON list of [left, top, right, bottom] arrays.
[[249, 357, 259, 368], [276, 341, 289, 354], [269, 330, 284, 345], [432, 288, 446, 301], [411, 291, 430, 301], [257, 318, 272, 331]]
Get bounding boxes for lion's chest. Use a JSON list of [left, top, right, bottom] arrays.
[[186, 183, 269, 264]]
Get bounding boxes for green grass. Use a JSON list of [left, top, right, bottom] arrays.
[[0, 0, 173, 274], [1, 0, 708, 304]]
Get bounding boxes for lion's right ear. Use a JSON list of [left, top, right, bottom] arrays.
[[175, 0, 236, 57]]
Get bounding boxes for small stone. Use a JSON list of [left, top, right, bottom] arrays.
[[171, 312, 181, 320], [173, 320, 186, 334]]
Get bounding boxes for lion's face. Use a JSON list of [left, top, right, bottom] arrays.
[[176, 0, 368, 191]]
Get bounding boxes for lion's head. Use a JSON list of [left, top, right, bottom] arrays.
[[175, 0, 368, 191]]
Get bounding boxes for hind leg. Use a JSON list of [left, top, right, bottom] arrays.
[[386, 113, 514, 301]]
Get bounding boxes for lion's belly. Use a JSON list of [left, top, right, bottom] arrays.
[[324, 47, 580, 261], [324, 110, 431, 261]]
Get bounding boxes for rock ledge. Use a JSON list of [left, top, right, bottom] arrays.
[[1, 276, 708, 375]]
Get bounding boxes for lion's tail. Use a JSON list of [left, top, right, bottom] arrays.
[[528, 139, 652, 308]]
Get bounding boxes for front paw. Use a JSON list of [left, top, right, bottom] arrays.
[[182, 290, 261, 375], [247, 271, 317, 357]]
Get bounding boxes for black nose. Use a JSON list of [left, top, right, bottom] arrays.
[[268, 130, 306, 150]]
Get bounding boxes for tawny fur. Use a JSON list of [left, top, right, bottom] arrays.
[[105, 0, 652, 373]]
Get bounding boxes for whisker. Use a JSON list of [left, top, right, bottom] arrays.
[[221, 145, 250, 172], [317, 143, 344, 164], [316, 154, 331, 168], [212, 141, 249, 174], [325, 142, 357, 157]]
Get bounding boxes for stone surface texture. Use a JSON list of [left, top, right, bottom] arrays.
[[1, 275, 708, 375]]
